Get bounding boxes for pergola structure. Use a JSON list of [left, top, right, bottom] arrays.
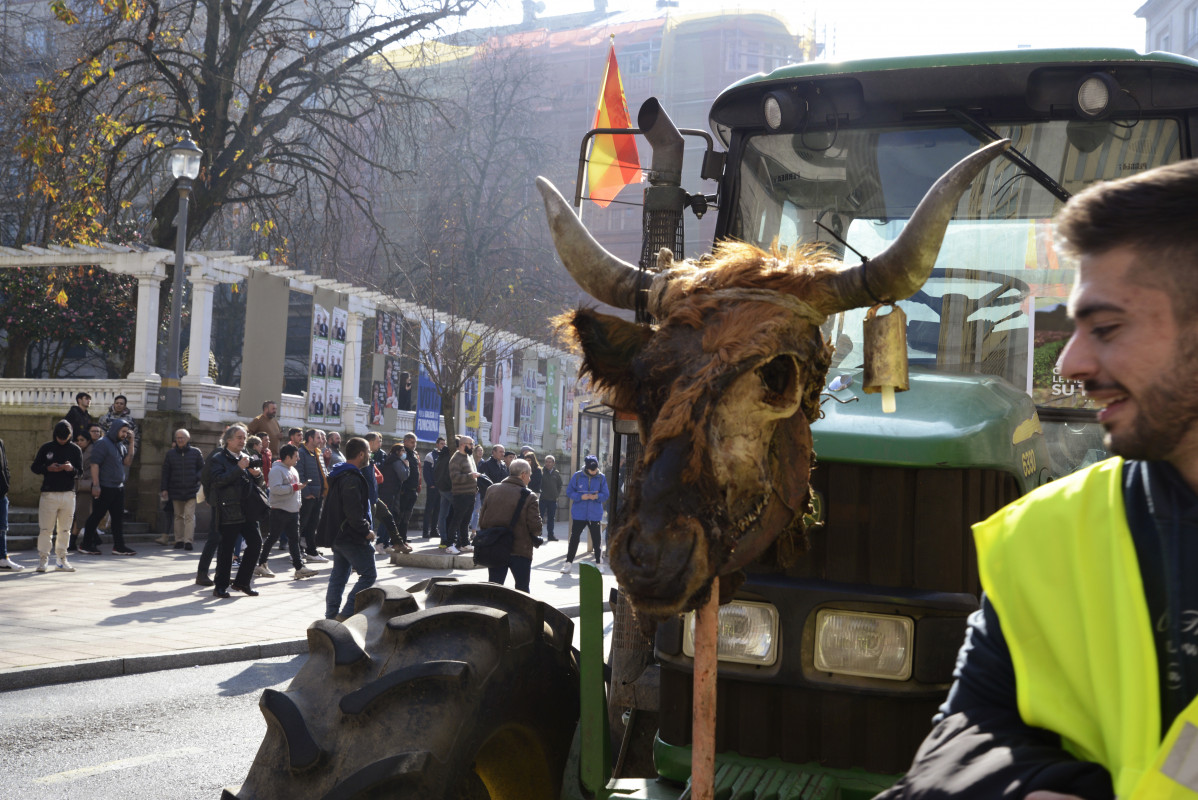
[[0, 241, 578, 447]]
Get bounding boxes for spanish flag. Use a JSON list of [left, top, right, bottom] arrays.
[[587, 40, 641, 208]]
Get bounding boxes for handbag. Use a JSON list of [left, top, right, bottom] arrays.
[[473, 488, 531, 569], [244, 478, 271, 523]]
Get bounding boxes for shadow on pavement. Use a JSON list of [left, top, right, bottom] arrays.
[[217, 654, 306, 697]]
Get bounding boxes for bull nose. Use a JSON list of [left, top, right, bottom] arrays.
[[612, 515, 703, 603]]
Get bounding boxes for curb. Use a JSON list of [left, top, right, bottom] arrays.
[[0, 602, 607, 693]]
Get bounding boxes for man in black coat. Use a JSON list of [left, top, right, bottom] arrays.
[[65, 392, 92, 440], [322, 437, 375, 621], [158, 428, 204, 549], [421, 436, 445, 540]]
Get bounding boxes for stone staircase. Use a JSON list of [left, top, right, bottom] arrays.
[[5, 507, 155, 551]]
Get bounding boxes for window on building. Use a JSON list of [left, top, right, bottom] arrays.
[[1188, 5, 1198, 49], [621, 39, 660, 76], [724, 35, 790, 74], [1157, 25, 1173, 53]]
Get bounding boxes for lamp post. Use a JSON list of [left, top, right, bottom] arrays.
[[159, 131, 203, 412]]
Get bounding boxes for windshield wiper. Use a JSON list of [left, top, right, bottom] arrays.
[[950, 109, 1071, 204]]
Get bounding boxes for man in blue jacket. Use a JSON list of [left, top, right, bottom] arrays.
[[562, 454, 609, 574], [81, 418, 136, 555]]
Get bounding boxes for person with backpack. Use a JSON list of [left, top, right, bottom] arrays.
[[477, 458, 543, 592], [321, 437, 375, 621]]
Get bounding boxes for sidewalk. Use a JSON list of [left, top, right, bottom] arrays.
[[0, 532, 615, 692]]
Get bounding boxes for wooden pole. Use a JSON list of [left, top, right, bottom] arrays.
[[691, 577, 718, 800]]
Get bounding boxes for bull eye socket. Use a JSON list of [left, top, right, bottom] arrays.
[[756, 355, 799, 407]]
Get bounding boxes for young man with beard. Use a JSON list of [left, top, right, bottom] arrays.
[[246, 400, 282, 455], [81, 418, 136, 556], [65, 392, 92, 440], [881, 161, 1198, 799]]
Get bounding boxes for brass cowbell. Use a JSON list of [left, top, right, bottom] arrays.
[[862, 303, 909, 413]]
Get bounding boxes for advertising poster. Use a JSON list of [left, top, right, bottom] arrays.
[[375, 311, 388, 355], [492, 356, 511, 438], [546, 359, 560, 431], [331, 307, 348, 342], [328, 341, 344, 380], [1028, 297, 1094, 410], [385, 313, 401, 355], [415, 320, 443, 441], [385, 356, 401, 409], [462, 332, 482, 439], [310, 339, 328, 379], [326, 387, 342, 423], [561, 381, 575, 454], [370, 381, 386, 426], [313, 304, 329, 340], [308, 378, 327, 423], [518, 395, 534, 448]]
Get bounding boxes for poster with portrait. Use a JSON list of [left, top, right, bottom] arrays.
[[385, 313, 401, 355], [313, 303, 329, 340], [462, 332, 482, 439], [375, 311, 389, 355], [326, 387, 342, 423], [370, 381, 386, 426], [331, 307, 348, 342], [546, 359, 560, 431], [518, 395, 534, 448], [384, 357, 401, 409], [308, 378, 327, 424], [310, 339, 329, 379], [328, 341, 345, 381]]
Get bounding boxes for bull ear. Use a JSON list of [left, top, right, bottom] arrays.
[[558, 308, 651, 411]]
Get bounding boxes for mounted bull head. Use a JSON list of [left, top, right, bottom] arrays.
[[540, 139, 1009, 620]]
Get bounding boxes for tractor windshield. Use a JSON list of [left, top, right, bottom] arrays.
[[731, 118, 1183, 476]]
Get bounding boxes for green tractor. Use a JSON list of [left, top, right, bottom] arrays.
[[229, 49, 1198, 799]]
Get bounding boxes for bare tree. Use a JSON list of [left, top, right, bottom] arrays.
[[24, 0, 482, 261]]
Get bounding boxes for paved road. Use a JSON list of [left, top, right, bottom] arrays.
[[0, 531, 615, 690], [0, 656, 302, 800]]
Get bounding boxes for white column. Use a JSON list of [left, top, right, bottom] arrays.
[[128, 275, 162, 380], [182, 277, 216, 384], [345, 310, 364, 404]]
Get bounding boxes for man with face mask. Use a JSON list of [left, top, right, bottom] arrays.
[[562, 455, 608, 574]]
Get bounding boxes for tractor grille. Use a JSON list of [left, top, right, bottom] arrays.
[[659, 464, 1022, 773]]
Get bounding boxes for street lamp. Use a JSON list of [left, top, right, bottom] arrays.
[[159, 131, 202, 412]]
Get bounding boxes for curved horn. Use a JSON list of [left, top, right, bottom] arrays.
[[536, 176, 648, 310], [819, 138, 1011, 314]]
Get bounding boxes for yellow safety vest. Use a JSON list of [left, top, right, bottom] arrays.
[[974, 457, 1198, 799]]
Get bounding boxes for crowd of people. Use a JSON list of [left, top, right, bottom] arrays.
[[0, 394, 608, 615]]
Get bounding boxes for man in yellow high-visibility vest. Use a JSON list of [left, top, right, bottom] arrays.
[[881, 161, 1198, 799]]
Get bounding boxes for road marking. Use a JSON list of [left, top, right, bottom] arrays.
[[35, 747, 205, 784]]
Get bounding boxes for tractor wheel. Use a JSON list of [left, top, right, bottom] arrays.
[[226, 579, 580, 800]]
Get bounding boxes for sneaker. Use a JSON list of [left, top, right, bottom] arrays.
[[67, 545, 79, 553], [155, 535, 171, 546], [56, 558, 76, 573], [112, 548, 137, 556], [37, 555, 49, 573], [305, 552, 329, 563], [293, 566, 318, 579], [460, 545, 473, 553], [232, 556, 240, 566], [79, 548, 101, 556], [254, 564, 275, 578], [174, 542, 185, 549], [445, 545, 461, 555], [438, 544, 448, 549], [374, 543, 387, 555], [560, 561, 572, 574], [184, 542, 193, 551], [0, 558, 24, 571]]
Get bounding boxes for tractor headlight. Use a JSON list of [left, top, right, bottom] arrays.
[[682, 600, 779, 666], [1074, 73, 1119, 120], [813, 609, 913, 681]]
